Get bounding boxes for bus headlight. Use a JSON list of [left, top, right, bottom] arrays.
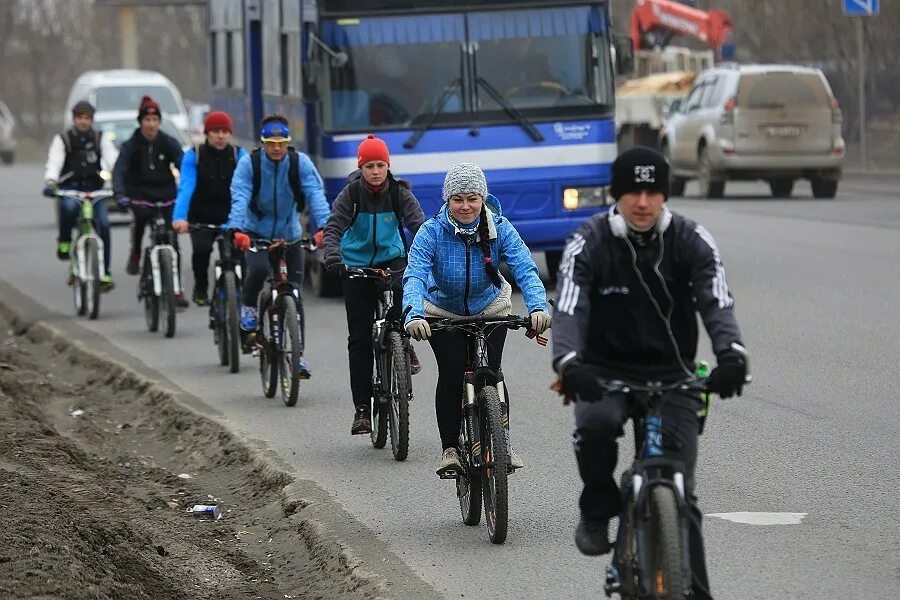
[[562, 186, 609, 210]]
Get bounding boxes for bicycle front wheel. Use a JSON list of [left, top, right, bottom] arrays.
[[387, 332, 410, 461], [370, 354, 388, 448], [258, 295, 277, 398], [159, 250, 176, 338], [458, 412, 482, 526], [278, 296, 301, 407], [213, 284, 229, 366], [71, 251, 86, 316], [480, 385, 509, 544], [224, 271, 240, 373], [85, 238, 101, 320], [644, 485, 687, 599], [143, 256, 159, 332]]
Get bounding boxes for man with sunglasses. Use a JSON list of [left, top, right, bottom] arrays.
[[224, 115, 330, 378]]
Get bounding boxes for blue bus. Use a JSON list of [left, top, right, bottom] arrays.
[[206, 0, 633, 294]]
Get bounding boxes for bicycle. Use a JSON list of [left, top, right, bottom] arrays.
[[133, 199, 180, 338], [51, 189, 113, 320], [251, 238, 315, 407], [345, 267, 413, 461], [191, 224, 242, 373], [428, 314, 546, 545], [601, 350, 751, 599]]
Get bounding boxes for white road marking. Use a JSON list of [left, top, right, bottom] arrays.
[[706, 512, 808, 525]]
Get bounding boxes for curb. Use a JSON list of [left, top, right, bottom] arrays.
[[0, 279, 441, 600]]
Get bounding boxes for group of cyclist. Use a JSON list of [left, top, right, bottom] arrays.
[[44, 97, 748, 599]]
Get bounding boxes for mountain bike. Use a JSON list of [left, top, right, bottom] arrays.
[[52, 189, 113, 320], [602, 349, 751, 599], [428, 314, 546, 545], [251, 238, 315, 407], [191, 224, 242, 373], [133, 199, 180, 338], [345, 267, 413, 461]]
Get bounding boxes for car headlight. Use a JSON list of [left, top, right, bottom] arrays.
[[562, 186, 610, 210]]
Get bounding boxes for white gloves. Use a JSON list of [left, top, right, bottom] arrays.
[[405, 318, 432, 341], [529, 310, 551, 335]]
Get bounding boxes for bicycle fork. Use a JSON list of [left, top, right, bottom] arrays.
[[149, 245, 181, 296], [73, 234, 104, 282], [463, 373, 482, 470]]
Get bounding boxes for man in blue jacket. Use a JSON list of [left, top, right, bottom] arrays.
[[225, 115, 330, 377]]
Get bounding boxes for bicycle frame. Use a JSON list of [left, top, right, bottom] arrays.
[[54, 190, 111, 283], [134, 200, 181, 297]]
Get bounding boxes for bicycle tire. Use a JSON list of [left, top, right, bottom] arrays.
[[278, 296, 301, 407], [645, 485, 685, 599], [159, 251, 176, 338], [224, 271, 240, 373], [458, 415, 482, 526], [387, 332, 410, 461], [85, 238, 101, 320], [143, 256, 159, 332], [214, 285, 229, 366], [370, 351, 388, 449], [617, 470, 639, 599], [71, 248, 86, 316], [480, 385, 509, 544], [258, 294, 277, 398]]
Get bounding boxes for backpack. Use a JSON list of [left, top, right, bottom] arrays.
[[346, 169, 408, 249], [249, 146, 305, 219]]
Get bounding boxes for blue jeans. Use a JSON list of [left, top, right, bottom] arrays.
[[58, 196, 111, 276]]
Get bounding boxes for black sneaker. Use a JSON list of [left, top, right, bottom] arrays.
[[351, 406, 372, 435], [174, 292, 190, 310], [126, 250, 140, 275], [575, 518, 611, 556], [193, 288, 210, 306]]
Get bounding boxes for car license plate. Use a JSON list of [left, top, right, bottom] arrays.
[[764, 126, 801, 138]]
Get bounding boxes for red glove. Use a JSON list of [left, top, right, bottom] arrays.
[[314, 229, 324, 249], [233, 232, 251, 251]]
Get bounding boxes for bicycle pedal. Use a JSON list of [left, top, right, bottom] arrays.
[[438, 471, 460, 480]]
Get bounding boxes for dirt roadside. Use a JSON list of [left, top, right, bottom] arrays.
[[0, 294, 440, 600]]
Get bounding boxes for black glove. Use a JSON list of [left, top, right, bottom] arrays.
[[561, 360, 605, 402], [706, 350, 747, 399]]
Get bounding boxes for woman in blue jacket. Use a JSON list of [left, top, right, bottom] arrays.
[[403, 163, 551, 476]]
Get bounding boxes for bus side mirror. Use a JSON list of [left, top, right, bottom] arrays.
[[614, 35, 635, 76]]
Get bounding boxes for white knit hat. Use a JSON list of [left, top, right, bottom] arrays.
[[442, 163, 488, 202]]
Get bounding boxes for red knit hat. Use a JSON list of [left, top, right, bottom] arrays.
[[137, 95, 161, 123], [203, 111, 233, 134], [357, 134, 390, 168]]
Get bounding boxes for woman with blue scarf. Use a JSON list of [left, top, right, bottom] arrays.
[[403, 163, 551, 476]]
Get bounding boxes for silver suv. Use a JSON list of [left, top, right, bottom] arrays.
[[0, 99, 15, 165], [660, 64, 844, 198]]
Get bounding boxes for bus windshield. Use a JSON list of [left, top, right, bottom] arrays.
[[319, 4, 614, 132]]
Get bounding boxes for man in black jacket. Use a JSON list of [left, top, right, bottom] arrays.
[[113, 95, 186, 305], [552, 147, 748, 600]]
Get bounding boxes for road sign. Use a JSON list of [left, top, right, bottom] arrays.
[[843, 0, 879, 16]]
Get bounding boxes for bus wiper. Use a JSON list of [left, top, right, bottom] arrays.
[[475, 76, 544, 143], [404, 78, 461, 149]]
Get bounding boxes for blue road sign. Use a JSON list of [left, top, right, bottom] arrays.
[[843, 0, 879, 16]]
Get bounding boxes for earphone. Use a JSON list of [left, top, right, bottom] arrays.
[[607, 204, 672, 238]]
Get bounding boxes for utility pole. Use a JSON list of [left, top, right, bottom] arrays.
[[120, 6, 138, 68], [855, 17, 867, 170]]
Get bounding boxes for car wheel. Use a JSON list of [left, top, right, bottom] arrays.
[[662, 145, 686, 197], [811, 178, 838, 199], [698, 147, 725, 199], [769, 179, 794, 198], [0, 151, 13, 165]]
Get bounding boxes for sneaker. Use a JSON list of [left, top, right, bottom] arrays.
[[436, 447, 463, 477], [174, 291, 189, 309], [575, 518, 611, 556], [240, 306, 257, 331], [193, 288, 209, 306], [351, 406, 372, 435], [298, 357, 311, 379], [99, 274, 115, 293], [56, 241, 71, 261], [508, 449, 524, 471], [126, 250, 140, 275], [409, 345, 421, 375]]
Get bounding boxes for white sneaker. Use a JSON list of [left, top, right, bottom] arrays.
[[508, 449, 524, 471], [436, 447, 463, 477]]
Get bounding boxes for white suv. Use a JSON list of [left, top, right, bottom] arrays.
[[660, 64, 845, 198]]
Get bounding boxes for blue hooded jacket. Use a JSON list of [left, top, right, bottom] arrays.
[[224, 150, 330, 242], [403, 195, 547, 321]]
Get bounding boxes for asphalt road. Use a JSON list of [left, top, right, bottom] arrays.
[[2, 164, 898, 599]]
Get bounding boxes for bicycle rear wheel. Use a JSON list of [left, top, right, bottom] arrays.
[[480, 385, 509, 544], [143, 256, 159, 332], [159, 250, 176, 338], [387, 331, 410, 461], [278, 296, 301, 407], [224, 271, 240, 373], [213, 283, 229, 366], [615, 471, 639, 599], [258, 295, 277, 398], [85, 238, 101, 320], [71, 252, 86, 316], [370, 356, 388, 448], [644, 485, 686, 599], [457, 413, 482, 526]]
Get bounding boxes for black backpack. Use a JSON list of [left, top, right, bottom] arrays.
[[248, 146, 305, 218], [346, 169, 408, 249]]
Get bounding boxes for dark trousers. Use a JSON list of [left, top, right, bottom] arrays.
[[58, 196, 111, 276], [130, 203, 178, 256], [243, 243, 305, 337], [189, 228, 218, 295], [574, 390, 712, 599], [428, 326, 507, 450], [342, 267, 403, 409]]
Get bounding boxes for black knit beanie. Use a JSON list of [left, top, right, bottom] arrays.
[[610, 146, 670, 202]]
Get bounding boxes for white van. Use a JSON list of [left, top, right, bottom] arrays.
[[64, 70, 190, 137]]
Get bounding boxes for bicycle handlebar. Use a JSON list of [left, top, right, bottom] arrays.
[[130, 199, 175, 208], [188, 223, 224, 232], [427, 314, 532, 330], [50, 189, 114, 201], [597, 377, 709, 395], [345, 266, 405, 279], [250, 237, 317, 252]]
